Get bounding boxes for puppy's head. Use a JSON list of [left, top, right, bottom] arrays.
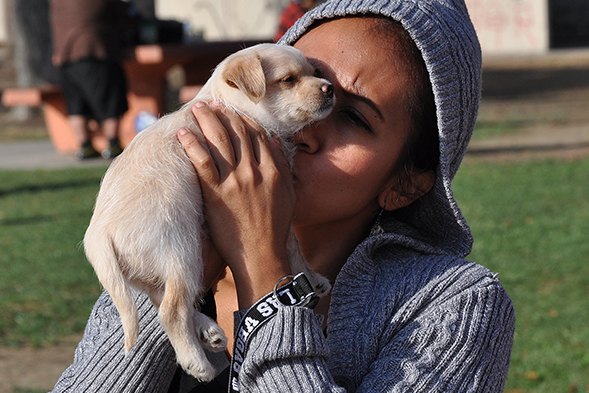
[[210, 43, 334, 139]]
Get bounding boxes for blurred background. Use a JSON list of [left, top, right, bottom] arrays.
[[0, 0, 588, 392]]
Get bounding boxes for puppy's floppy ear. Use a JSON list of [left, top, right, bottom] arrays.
[[223, 53, 266, 104]]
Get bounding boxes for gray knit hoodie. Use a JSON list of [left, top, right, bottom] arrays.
[[52, 0, 515, 392]]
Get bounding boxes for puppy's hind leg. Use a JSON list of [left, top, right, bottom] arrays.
[[158, 276, 216, 382]]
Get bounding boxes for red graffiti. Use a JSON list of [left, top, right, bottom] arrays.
[[466, 0, 542, 50]]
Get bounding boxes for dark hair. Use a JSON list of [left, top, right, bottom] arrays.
[[369, 16, 439, 198]]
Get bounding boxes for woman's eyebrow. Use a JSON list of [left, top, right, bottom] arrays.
[[346, 90, 384, 121]]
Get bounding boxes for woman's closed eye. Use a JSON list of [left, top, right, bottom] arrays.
[[341, 107, 373, 133]]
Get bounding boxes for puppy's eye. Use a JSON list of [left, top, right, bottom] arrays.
[[281, 75, 296, 83]]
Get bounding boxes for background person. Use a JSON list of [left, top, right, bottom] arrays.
[[50, 0, 130, 159]]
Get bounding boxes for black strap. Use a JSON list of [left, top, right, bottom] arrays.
[[228, 273, 318, 393]]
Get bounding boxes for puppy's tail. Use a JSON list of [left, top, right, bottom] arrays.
[[84, 230, 139, 354]]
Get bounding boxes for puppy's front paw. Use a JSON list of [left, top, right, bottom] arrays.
[[199, 324, 227, 352], [307, 272, 331, 297], [194, 311, 227, 352]]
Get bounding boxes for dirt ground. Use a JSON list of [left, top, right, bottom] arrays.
[[1, 49, 589, 392], [468, 50, 589, 162], [0, 336, 81, 393]]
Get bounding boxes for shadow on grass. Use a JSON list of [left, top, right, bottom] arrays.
[[467, 140, 589, 156], [482, 67, 589, 100], [1, 215, 55, 226], [0, 178, 101, 198]]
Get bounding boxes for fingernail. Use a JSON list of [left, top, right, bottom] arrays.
[[178, 128, 189, 136], [195, 101, 206, 109]]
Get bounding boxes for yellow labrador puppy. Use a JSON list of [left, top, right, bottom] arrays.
[[83, 43, 334, 382]]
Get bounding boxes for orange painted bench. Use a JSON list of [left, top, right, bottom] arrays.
[[1, 40, 265, 154], [1, 85, 85, 152], [178, 85, 202, 103]]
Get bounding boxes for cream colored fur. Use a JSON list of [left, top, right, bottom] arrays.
[[83, 43, 333, 382]]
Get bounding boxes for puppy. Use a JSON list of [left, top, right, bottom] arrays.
[[83, 43, 334, 382]]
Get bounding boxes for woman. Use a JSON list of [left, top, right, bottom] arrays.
[[52, 0, 515, 391]]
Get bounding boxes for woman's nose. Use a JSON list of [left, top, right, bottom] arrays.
[[293, 122, 322, 154]]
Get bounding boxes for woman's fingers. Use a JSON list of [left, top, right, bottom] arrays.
[[190, 102, 237, 178], [177, 102, 296, 308], [179, 101, 294, 196], [210, 106, 251, 165], [177, 126, 220, 186]]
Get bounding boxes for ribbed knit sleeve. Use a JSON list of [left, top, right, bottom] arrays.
[[238, 306, 346, 392], [51, 291, 178, 393], [235, 254, 515, 393]]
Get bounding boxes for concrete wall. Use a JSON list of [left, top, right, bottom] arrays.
[[155, 0, 289, 42], [465, 0, 549, 55], [157, 0, 551, 53], [0, 0, 9, 44], [2, 0, 586, 57]]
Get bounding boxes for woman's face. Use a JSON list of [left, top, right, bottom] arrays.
[[291, 17, 414, 232]]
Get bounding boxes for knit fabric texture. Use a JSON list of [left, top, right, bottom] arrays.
[[52, 255, 515, 392], [280, 0, 482, 258]]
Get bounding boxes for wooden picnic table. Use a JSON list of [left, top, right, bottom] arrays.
[[2, 40, 265, 154]]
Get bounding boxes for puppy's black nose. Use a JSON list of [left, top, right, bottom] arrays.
[[321, 83, 334, 99]]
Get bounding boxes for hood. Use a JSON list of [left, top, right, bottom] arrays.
[[280, 0, 481, 258]]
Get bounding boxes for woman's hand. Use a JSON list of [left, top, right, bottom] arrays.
[[178, 102, 295, 308]]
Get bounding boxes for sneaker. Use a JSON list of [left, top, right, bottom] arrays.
[[101, 138, 123, 159], [75, 141, 100, 160]]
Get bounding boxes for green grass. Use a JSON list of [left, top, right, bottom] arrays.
[[1, 159, 588, 392], [453, 158, 589, 393], [0, 167, 107, 347], [473, 119, 528, 140]]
